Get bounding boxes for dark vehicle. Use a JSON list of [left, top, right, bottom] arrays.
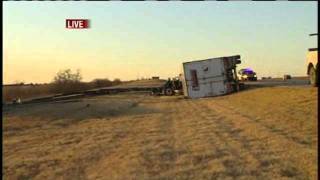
[[238, 68, 257, 81], [161, 77, 182, 96], [283, 74, 292, 80]]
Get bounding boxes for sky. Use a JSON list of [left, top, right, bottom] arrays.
[[3, 2, 318, 84]]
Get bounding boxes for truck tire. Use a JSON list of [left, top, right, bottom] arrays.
[[309, 66, 318, 87], [165, 88, 174, 96]]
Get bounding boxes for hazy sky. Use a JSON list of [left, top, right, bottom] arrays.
[[3, 2, 317, 84]]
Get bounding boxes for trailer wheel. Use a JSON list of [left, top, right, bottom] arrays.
[[165, 88, 174, 96]]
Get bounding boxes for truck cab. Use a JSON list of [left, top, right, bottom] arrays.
[[307, 33, 318, 86]]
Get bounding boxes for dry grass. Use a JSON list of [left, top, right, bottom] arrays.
[[3, 87, 318, 180], [2, 83, 96, 103], [3, 85, 53, 103], [2, 79, 158, 103]]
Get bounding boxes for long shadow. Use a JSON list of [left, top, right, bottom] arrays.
[[3, 96, 163, 128], [240, 84, 269, 92]]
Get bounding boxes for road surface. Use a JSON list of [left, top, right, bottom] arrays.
[[244, 79, 310, 87]]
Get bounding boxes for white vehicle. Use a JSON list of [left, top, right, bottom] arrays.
[[181, 55, 241, 98], [306, 33, 318, 86]]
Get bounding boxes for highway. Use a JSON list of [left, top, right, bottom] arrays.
[[244, 78, 310, 87]]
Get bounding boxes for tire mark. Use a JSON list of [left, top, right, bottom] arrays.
[[215, 102, 313, 147], [139, 101, 177, 179], [186, 100, 263, 179], [198, 100, 313, 179]]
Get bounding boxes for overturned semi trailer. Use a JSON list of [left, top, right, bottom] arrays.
[[180, 55, 241, 99]]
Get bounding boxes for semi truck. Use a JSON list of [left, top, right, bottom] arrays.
[[180, 55, 241, 98], [306, 33, 318, 87]]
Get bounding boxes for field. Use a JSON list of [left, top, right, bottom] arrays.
[[2, 79, 163, 104], [3, 84, 54, 103], [3, 87, 318, 180]]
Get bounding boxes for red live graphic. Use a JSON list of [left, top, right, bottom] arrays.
[[66, 19, 89, 29]]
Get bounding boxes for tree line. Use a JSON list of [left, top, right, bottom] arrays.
[[3, 69, 123, 103], [50, 69, 122, 93]]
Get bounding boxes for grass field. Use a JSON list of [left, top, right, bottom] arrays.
[[2, 87, 317, 180], [3, 84, 54, 103], [2, 79, 160, 104]]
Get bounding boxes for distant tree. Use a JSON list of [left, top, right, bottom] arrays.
[[53, 69, 82, 84], [112, 78, 122, 85], [14, 80, 25, 85], [92, 78, 112, 88], [51, 69, 84, 93]]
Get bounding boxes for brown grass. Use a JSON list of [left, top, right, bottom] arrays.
[[2, 87, 318, 180], [2, 83, 99, 103], [3, 84, 54, 103], [2, 79, 155, 103]]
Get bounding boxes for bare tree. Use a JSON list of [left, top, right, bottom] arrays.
[[91, 78, 112, 88], [53, 69, 82, 83], [51, 69, 84, 93], [112, 78, 122, 85]]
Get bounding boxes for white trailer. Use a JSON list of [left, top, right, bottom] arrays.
[[181, 55, 241, 99]]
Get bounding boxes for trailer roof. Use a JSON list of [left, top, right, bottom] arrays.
[[183, 55, 241, 65]]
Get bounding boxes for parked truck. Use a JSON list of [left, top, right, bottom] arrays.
[[180, 55, 241, 98], [306, 33, 318, 87], [157, 77, 182, 96]]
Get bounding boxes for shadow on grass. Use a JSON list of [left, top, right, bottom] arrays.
[[3, 96, 163, 128]]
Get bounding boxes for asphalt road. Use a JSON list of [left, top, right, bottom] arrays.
[[244, 79, 310, 87]]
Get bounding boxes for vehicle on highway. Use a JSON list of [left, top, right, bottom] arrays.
[[238, 68, 257, 81], [283, 74, 292, 80], [306, 33, 318, 86]]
